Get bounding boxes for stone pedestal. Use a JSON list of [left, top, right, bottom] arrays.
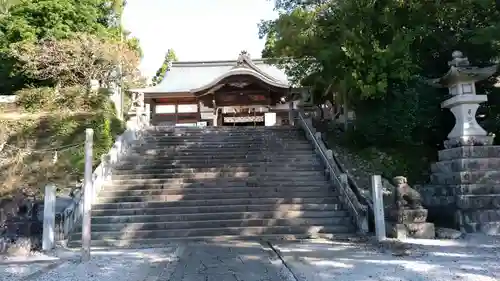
[[387, 222, 436, 239], [387, 209, 435, 239], [386, 177, 436, 239], [418, 146, 500, 235]]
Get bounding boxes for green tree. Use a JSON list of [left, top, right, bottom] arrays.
[[0, 0, 142, 94], [9, 33, 140, 89], [151, 49, 177, 86], [260, 0, 500, 146], [0, 0, 20, 15]]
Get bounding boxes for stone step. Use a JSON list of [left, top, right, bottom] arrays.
[[96, 191, 334, 204], [430, 171, 500, 185], [104, 180, 330, 190], [112, 166, 322, 175], [99, 186, 333, 197], [140, 134, 304, 140], [143, 128, 301, 135], [461, 209, 500, 223], [431, 158, 500, 173], [419, 184, 500, 196], [69, 224, 354, 242], [93, 197, 340, 210], [139, 136, 306, 141], [66, 233, 352, 248], [118, 155, 320, 164], [438, 146, 500, 161], [460, 221, 500, 235], [92, 203, 344, 216], [108, 177, 329, 186], [135, 143, 310, 149], [456, 194, 500, 210], [145, 126, 299, 132], [114, 162, 323, 171], [111, 169, 325, 178], [127, 150, 316, 157], [131, 144, 312, 151], [110, 171, 326, 180], [90, 210, 347, 224], [75, 217, 350, 233]]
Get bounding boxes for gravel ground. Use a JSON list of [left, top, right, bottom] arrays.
[[0, 262, 60, 281], [0, 246, 180, 281], [0, 241, 292, 281], [167, 240, 293, 281], [3, 235, 497, 281], [272, 234, 500, 281]]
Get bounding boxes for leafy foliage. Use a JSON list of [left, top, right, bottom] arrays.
[[151, 49, 178, 86], [0, 0, 143, 94], [9, 33, 140, 88], [260, 0, 500, 180], [1, 87, 124, 198]]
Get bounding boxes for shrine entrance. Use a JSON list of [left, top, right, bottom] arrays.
[[130, 51, 302, 127], [195, 73, 290, 127]]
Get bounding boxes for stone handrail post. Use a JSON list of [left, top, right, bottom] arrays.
[[42, 183, 56, 251], [81, 128, 93, 262], [371, 175, 386, 241]]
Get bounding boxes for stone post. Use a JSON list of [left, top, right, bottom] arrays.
[[42, 183, 56, 251], [81, 128, 93, 262], [371, 175, 386, 241]]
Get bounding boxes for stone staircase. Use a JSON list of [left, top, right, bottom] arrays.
[[68, 126, 355, 247]]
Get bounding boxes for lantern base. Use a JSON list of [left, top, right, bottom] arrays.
[[444, 135, 494, 149]]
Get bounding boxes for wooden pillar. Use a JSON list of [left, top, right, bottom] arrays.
[[288, 101, 295, 126], [213, 107, 218, 127], [150, 98, 156, 126]]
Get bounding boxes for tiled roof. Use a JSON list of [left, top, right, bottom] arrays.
[[132, 57, 291, 93]]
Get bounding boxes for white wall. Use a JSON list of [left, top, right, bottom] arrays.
[[0, 95, 17, 103]]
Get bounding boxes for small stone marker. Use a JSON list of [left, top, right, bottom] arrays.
[[371, 175, 386, 241], [81, 128, 94, 262], [42, 183, 56, 251]]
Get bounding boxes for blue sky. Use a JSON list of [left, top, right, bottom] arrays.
[[122, 0, 278, 78]]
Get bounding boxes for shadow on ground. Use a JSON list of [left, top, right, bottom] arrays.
[[2, 240, 289, 281], [272, 235, 500, 281]]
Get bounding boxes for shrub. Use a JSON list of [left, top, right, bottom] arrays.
[[16, 87, 56, 112], [2, 86, 125, 198], [14, 86, 117, 113]]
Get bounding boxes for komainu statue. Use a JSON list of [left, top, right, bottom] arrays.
[[393, 176, 423, 209]]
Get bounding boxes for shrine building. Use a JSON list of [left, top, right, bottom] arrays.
[[130, 51, 306, 127]]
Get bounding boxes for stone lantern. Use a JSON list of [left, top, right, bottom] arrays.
[[428, 51, 498, 148], [419, 51, 500, 235]]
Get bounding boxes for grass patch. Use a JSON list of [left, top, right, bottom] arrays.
[[0, 88, 125, 200], [319, 121, 436, 184]]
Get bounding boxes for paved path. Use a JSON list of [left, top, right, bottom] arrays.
[[5, 235, 498, 281], [272, 235, 500, 281], [169, 241, 290, 281], [0, 241, 291, 281], [1, 247, 179, 281]]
